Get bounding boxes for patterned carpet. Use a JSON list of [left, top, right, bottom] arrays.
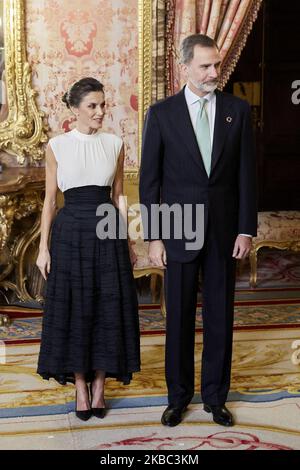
[[0, 329, 299, 450], [0, 249, 299, 449], [1, 298, 300, 344]]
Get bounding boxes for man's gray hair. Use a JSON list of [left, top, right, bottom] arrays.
[[180, 34, 219, 64]]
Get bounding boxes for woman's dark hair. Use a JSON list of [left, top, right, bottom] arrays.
[[62, 77, 104, 109]]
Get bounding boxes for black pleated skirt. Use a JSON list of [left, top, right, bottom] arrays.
[[37, 185, 140, 385]]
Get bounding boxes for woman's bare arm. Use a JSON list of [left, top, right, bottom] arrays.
[[111, 145, 136, 265], [36, 144, 58, 279], [112, 145, 127, 227]]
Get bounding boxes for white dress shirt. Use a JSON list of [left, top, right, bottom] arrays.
[[184, 84, 216, 146], [184, 84, 251, 239]]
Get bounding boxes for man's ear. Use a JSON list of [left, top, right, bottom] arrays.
[[180, 63, 188, 81]]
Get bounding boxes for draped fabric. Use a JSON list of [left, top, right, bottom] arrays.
[[165, 0, 263, 95], [151, 0, 166, 103]]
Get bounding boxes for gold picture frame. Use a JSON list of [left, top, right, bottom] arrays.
[[137, 0, 152, 177], [0, 0, 48, 165]]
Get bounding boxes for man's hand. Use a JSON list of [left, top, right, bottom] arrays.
[[232, 235, 252, 259], [149, 240, 167, 267]]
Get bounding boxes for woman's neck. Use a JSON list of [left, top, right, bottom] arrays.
[[76, 123, 98, 135]]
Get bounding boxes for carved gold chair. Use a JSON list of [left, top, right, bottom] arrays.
[[131, 237, 166, 317], [127, 203, 166, 317], [249, 211, 300, 287]]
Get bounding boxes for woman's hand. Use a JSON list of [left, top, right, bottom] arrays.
[[128, 240, 137, 267], [36, 249, 51, 280]]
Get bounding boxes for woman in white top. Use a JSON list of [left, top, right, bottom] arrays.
[[36, 78, 140, 421]]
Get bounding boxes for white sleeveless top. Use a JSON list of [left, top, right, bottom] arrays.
[[49, 128, 123, 192]]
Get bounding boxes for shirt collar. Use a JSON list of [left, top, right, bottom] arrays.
[[185, 84, 215, 105]]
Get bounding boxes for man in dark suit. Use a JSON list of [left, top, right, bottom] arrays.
[[139, 34, 257, 427]]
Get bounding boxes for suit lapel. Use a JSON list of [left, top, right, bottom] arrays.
[[211, 89, 235, 174], [170, 86, 208, 175], [170, 87, 235, 177]]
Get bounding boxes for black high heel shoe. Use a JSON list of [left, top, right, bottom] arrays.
[[75, 390, 92, 421], [90, 383, 106, 419]]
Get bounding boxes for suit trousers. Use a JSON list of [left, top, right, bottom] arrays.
[[164, 226, 237, 407]]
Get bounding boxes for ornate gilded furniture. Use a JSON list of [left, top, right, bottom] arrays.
[[249, 211, 300, 287], [0, 1, 48, 319], [132, 237, 166, 317], [127, 200, 166, 316], [0, 167, 45, 304]]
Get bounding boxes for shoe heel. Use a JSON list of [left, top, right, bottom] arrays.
[[90, 383, 106, 419], [75, 390, 92, 421], [203, 404, 212, 413]]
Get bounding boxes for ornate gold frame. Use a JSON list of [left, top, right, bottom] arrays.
[[134, 2, 167, 316], [137, 0, 152, 174], [1, 0, 48, 165]]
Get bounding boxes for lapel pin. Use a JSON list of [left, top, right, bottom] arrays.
[[226, 116, 232, 123]]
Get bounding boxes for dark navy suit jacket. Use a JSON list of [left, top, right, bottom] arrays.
[[139, 86, 257, 263]]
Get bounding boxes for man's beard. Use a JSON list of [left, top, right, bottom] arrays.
[[189, 78, 218, 93]]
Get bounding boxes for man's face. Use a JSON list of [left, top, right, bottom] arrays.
[[181, 45, 221, 94]]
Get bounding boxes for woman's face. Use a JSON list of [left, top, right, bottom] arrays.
[[72, 91, 105, 130]]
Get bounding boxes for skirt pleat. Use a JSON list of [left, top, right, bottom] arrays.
[[37, 185, 140, 385]]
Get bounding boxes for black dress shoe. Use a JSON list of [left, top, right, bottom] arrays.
[[161, 405, 187, 427], [203, 404, 234, 427], [75, 391, 92, 421], [90, 383, 106, 419]]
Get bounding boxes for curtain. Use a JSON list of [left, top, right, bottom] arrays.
[[165, 0, 263, 95], [151, 0, 166, 102]]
